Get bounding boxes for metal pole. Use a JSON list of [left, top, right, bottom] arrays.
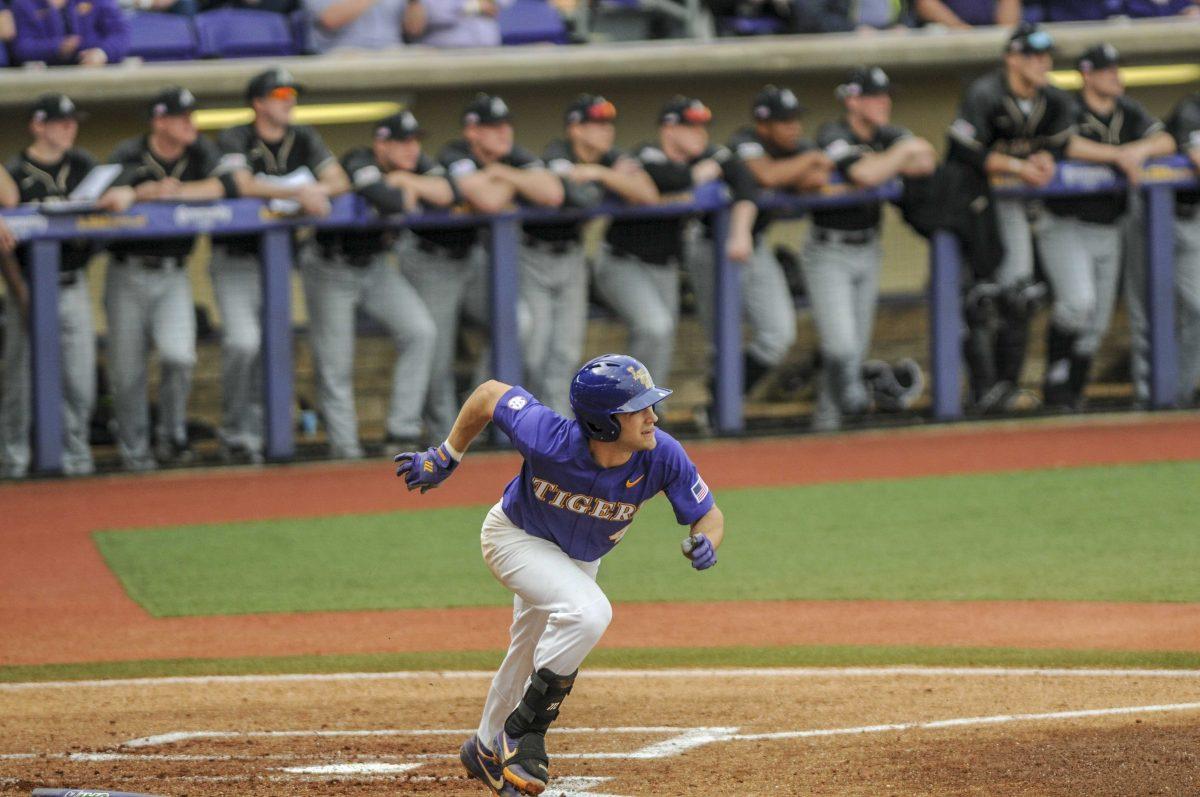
[[488, 216, 522, 386], [29, 240, 64, 474], [1143, 184, 1178, 408], [929, 230, 963, 420], [709, 206, 743, 434], [260, 228, 295, 460]]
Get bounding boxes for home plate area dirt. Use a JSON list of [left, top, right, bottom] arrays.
[[3, 670, 1200, 796]]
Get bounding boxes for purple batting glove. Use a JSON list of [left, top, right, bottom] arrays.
[[394, 443, 459, 493], [681, 533, 717, 570]]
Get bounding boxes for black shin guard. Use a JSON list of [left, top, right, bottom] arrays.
[[1068, 354, 1092, 407], [1042, 324, 1078, 408], [504, 668, 578, 738], [995, 283, 1041, 386], [962, 282, 1000, 405], [743, 352, 772, 395]]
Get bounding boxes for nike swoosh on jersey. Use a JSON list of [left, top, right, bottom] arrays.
[[625, 475, 645, 488]]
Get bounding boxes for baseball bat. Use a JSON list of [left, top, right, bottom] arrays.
[[32, 789, 169, 797]]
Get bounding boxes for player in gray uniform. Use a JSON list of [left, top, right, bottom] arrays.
[[304, 111, 445, 458], [100, 87, 243, 470], [1039, 44, 1174, 409], [1, 95, 104, 478], [1162, 91, 1200, 405], [728, 85, 834, 394], [806, 67, 937, 430], [212, 68, 351, 463], [531, 94, 658, 414], [947, 23, 1077, 412], [599, 97, 759, 391], [410, 93, 563, 439]]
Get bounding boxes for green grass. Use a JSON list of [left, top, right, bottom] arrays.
[[93, 461, 1200, 618], [4, 645, 1200, 684]]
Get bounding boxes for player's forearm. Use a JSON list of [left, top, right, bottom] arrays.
[[1066, 135, 1121, 165], [406, 174, 456, 207], [0, 167, 17, 208], [847, 149, 906, 188], [598, 169, 659, 206], [691, 505, 724, 549], [457, 172, 517, 213], [174, 178, 227, 201], [746, 154, 830, 190], [984, 151, 1025, 178], [446, 380, 512, 456], [498, 167, 565, 207], [317, 164, 352, 197], [1133, 131, 1178, 160], [730, 199, 757, 240]]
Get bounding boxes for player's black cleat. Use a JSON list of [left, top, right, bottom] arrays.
[[494, 729, 549, 795]]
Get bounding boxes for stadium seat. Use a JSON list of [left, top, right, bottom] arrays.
[[127, 12, 200, 61], [499, 0, 569, 44], [195, 8, 297, 58], [715, 14, 786, 35], [289, 8, 314, 54], [0, 42, 9, 68]]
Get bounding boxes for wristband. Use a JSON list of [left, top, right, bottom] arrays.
[[442, 439, 463, 462]]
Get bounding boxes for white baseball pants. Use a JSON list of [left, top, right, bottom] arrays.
[[475, 502, 610, 746]]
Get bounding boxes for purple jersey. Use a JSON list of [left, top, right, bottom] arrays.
[[492, 386, 715, 562]]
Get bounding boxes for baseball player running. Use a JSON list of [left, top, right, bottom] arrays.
[[395, 353, 723, 796], [212, 68, 350, 463], [947, 23, 1077, 411], [727, 85, 833, 394], [100, 87, 242, 470], [527, 94, 658, 415], [305, 110, 446, 458], [807, 68, 937, 430], [1039, 44, 1174, 409], [1162, 89, 1200, 405], [1, 94, 102, 479]]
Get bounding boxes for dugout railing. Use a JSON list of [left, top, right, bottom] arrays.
[[2, 155, 1197, 474]]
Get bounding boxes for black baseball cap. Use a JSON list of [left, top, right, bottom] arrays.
[[462, 93, 512, 126], [752, 85, 804, 122], [29, 93, 85, 123], [1006, 21, 1055, 55], [837, 66, 891, 100], [149, 86, 198, 118], [659, 95, 713, 126], [564, 94, 617, 126], [1078, 42, 1120, 72], [245, 67, 304, 104], [374, 110, 423, 141]]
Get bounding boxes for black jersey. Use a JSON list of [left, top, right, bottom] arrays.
[[418, 140, 544, 257], [727, 125, 819, 237], [316, 147, 451, 262], [605, 142, 758, 265], [7, 148, 98, 274], [948, 69, 1077, 170], [1046, 94, 1165, 224], [214, 123, 337, 255], [107, 134, 228, 259], [1167, 93, 1200, 210], [524, 138, 625, 245], [811, 119, 911, 231]]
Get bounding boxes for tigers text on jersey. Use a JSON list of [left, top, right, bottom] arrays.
[[492, 386, 714, 562]]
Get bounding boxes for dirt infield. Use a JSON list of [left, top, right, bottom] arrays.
[[2, 669, 1199, 796], [3, 413, 1200, 667]]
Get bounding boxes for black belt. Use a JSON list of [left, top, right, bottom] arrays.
[[58, 269, 81, 286], [416, 239, 473, 260], [610, 248, 677, 267], [321, 248, 382, 267], [1177, 203, 1199, 221], [114, 254, 184, 270], [523, 235, 577, 255], [813, 227, 876, 246]]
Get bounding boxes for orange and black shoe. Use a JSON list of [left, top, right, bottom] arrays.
[[460, 734, 522, 796], [493, 729, 549, 795]]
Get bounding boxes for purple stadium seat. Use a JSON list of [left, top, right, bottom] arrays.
[[195, 8, 296, 58], [290, 8, 313, 54], [127, 12, 200, 61], [716, 14, 787, 35], [0, 43, 9, 67], [499, 0, 569, 44]]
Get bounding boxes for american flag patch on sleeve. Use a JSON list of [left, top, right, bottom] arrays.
[[691, 475, 709, 503]]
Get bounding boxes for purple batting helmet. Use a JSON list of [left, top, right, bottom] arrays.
[[569, 354, 672, 442]]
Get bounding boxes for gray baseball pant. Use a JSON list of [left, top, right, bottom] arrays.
[[209, 248, 264, 455], [104, 258, 196, 470], [400, 240, 490, 441], [593, 246, 679, 386], [518, 242, 588, 417], [1174, 213, 1200, 404], [1122, 196, 1151, 405], [800, 229, 881, 431], [1, 274, 95, 478], [687, 237, 799, 369], [301, 251, 436, 458], [1036, 216, 1121, 356]]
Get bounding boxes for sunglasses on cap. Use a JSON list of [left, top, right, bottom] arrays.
[[682, 103, 712, 125], [268, 86, 298, 101], [586, 100, 617, 122]]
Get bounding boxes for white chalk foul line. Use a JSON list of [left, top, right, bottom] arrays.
[[5, 666, 1200, 691]]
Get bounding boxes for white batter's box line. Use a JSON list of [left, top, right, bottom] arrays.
[[7, 666, 1200, 691]]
